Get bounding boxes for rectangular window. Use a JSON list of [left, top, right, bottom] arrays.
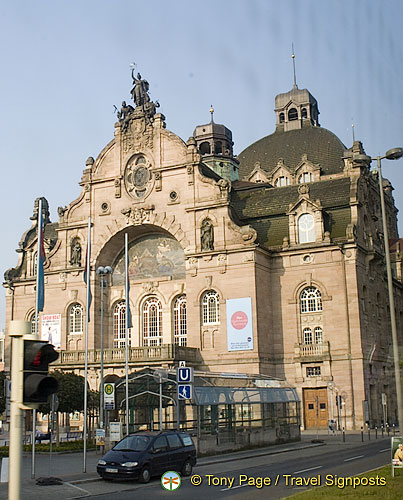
[[167, 433, 182, 450], [306, 366, 321, 377]]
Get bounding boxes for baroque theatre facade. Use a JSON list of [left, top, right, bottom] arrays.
[[4, 76, 403, 430]]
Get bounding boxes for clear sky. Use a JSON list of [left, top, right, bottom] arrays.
[[1, 0, 402, 328]]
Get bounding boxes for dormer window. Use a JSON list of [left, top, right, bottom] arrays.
[[288, 108, 298, 121], [298, 213, 315, 243], [274, 176, 290, 187], [298, 172, 313, 184]]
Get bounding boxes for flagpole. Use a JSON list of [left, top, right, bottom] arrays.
[[83, 217, 91, 472], [125, 233, 129, 436], [32, 198, 44, 479], [35, 198, 43, 335]]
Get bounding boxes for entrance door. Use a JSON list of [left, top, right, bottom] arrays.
[[303, 388, 328, 428]]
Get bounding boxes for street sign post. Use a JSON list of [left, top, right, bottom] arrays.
[[178, 384, 192, 400], [104, 383, 115, 410], [109, 422, 122, 442], [177, 367, 193, 384]]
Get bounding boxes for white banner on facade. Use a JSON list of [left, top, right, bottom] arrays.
[[226, 297, 253, 351], [41, 314, 61, 349]]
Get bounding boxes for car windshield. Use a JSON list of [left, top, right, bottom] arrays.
[[113, 435, 150, 452]]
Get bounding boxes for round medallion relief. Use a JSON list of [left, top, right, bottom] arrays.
[[124, 155, 152, 199]]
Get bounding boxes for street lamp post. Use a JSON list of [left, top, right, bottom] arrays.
[[354, 148, 403, 431], [96, 266, 113, 436]]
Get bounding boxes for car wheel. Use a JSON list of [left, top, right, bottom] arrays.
[[182, 459, 192, 476], [139, 465, 151, 483]]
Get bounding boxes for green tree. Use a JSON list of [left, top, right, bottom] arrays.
[[40, 371, 85, 414]]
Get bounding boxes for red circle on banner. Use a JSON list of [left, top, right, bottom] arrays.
[[231, 311, 248, 330]]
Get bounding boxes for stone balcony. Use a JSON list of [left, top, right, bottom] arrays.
[[294, 341, 331, 361], [52, 344, 201, 369]]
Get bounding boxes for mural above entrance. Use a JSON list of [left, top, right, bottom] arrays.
[[112, 234, 185, 285]]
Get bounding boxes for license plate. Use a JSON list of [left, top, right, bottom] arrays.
[[105, 468, 118, 473]]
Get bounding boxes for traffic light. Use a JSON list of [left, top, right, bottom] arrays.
[[23, 340, 59, 404]]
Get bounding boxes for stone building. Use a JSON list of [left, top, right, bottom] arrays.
[[3, 76, 403, 430]]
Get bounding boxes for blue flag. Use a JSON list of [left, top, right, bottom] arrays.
[[84, 220, 92, 322], [125, 234, 132, 329], [36, 206, 45, 312]]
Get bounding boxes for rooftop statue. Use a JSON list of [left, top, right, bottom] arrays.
[[117, 100, 134, 132], [131, 71, 151, 108]]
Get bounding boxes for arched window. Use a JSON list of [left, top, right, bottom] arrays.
[[214, 141, 222, 154], [315, 327, 323, 344], [143, 297, 162, 347], [303, 328, 312, 344], [274, 176, 290, 187], [288, 108, 298, 121], [301, 107, 307, 119], [173, 295, 187, 346], [113, 301, 127, 348], [202, 290, 220, 325], [300, 287, 322, 313], [298, 172, 313, 184], [68, 303, 83, 335], [298, 213, 315, 243], [279, 112, 285, 123], [200, 142, 211, 155], [29, 312, 39, 335]]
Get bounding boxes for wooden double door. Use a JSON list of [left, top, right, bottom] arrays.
[[303, 388, 329, 428]]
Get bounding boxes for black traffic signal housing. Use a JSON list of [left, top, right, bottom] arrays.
[[23, 340, 59, 404]]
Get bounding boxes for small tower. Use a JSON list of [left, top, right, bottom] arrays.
[[275, 86, 320, 132], [193, 107, 239, 181]]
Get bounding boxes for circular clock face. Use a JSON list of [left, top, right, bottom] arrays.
[[134, 166, 148, 187]]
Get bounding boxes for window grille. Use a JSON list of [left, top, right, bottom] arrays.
[[69, 303, 83, 334], [300, 287, 322, 313], [143, 297, 162, 346], [303, 328, 312, 344], [314, 327, 323, 344], [113, 301, 127, 348], [298, 213, 315, 243], [306, 366, 321, 377], [173, 295, 187, 346], [202, 290, 220, 325]]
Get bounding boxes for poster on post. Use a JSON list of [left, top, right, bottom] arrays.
[[226, 297, 253, 352], [392, 436, 403, 469], [41, 314, 61, 349]]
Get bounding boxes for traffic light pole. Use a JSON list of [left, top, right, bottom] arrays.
[[9, 320, 31, 500]]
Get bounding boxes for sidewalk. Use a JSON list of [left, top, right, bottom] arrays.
[[0, 431, 392, 500]]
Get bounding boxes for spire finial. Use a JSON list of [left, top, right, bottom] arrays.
[[352, 121, 355, 142], [291, 44, 297, 89], [210, 105, 214, 123]]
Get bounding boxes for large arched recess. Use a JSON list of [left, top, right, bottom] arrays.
[[94, 225, 185, 284]]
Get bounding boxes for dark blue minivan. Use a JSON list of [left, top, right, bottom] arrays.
[[97, 430, 197, 482]]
